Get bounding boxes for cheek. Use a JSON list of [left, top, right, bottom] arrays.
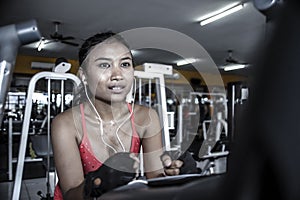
[[124, 71, 134, 87], [124, 69, 134, 80], [87, 73, 106, 94]]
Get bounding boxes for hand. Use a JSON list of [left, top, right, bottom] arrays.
[[161, 153, 183, 176], [84, 152, 139, 198], [160, 151, 198, 176]]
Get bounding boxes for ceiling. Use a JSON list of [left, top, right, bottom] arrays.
[[0, 0, 267, 76]]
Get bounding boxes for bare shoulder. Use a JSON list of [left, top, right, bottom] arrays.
[[52, 108, 74, 126], [133, 105, 162, 153], [133, 104, 159, 124], [132, 104, 161, 138], [51, 105, 81, 138]]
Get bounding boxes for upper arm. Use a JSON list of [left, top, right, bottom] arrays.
[[51, 112, 84, 194], [140, 108, 165, 178]]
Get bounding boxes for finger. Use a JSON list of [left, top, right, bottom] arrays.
[[93, 178, 102, 186], [165, 168, 180, 176], [168, 160, 183, 169], [174, 160, 183, 168], [161, 155, 172, 168]]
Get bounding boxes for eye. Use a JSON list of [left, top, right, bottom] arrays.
[[98, 63, 110, 68], [121, 62, 132, 68]]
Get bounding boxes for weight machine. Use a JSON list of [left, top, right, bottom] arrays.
[[179, 91, 229, 175], [0, 20, 41, 128], [12, 72, 81, 200]]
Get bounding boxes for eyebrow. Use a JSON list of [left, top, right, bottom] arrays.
[[121, 56, 132, 61], [94, 57, 111, 62], [94, 56, 132, 62]]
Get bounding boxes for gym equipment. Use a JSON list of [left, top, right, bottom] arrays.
[[227, 81, 249, 142], [126, 68, 177, 177], [129, 70, 174, 151], [12, 72, 81, 200], [52, 57, 71, 73], [253, 0, 285, 21], [189, 92, 229, 176], [98, 174, 224, 200], [219, 1, 300, 199], [0, 20, 41, 128]]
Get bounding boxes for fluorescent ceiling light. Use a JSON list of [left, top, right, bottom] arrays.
[[223, 64, 247, 71], [200, 3, 244, 26], [177, 58, 201, 66]]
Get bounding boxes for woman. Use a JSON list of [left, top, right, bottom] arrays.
[[51, 32, 183, 200]]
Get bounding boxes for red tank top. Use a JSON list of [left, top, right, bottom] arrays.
[[54, 103, 140, 199]]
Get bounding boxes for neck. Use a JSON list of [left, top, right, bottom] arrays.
[[93, 100, 128, 123]]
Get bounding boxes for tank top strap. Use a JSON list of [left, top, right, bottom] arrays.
[[127, 103, 141, 153], [80, 104, 92, 149]]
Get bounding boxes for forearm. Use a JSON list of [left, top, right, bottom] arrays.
[[63, 181, 89, 200]]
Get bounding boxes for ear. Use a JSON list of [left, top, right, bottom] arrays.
[[78, 67, 87, 85]]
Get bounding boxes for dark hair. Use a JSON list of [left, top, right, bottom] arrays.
[[78, 31, 130, 65]]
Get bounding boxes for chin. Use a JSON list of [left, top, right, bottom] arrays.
[[109, 95, 127, 103]]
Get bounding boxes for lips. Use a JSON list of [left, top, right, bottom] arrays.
[[108, 84, 125, 93], [111, 86, 122, 90]]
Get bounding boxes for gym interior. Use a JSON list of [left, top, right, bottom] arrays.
[[1, 0, 299, 199]]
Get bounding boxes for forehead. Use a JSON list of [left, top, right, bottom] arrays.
[[87, 40, 131, 59]]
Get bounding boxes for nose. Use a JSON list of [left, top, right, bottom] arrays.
[[110, 65, 123, 81]]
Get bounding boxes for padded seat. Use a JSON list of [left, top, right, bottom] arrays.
[[30, 135, 55, 172]]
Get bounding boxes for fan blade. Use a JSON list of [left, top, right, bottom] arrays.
[[60, 36, 75, 40], [44, 40, 55, 45], [61, 40, 79, 46]]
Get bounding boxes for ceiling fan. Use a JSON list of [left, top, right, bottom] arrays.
[[222, 50, 249, 71], [49, 21, 79, 46], [37, 21, 79, 51], [225, 50, 244, 64]]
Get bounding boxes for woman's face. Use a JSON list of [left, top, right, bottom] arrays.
[[84, 40, 134, 103]]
